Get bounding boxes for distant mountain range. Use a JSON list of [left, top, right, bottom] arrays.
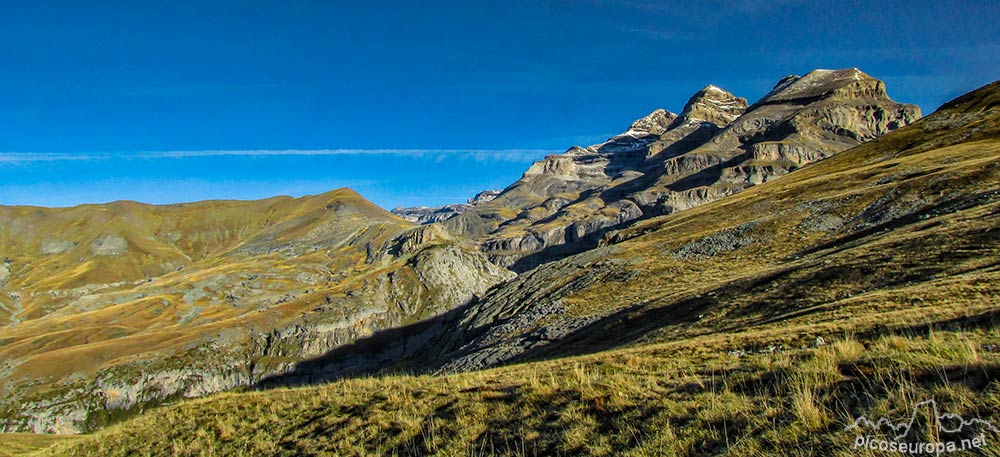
[[392, 190, 501, 224], [5, 70, 999, 439]]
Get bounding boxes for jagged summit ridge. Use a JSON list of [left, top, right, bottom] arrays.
[[624, 108, 676, 136], [669, 84, 748, 128], [584, 109, 677, 156], [441, 68, 921, 269], [722, 68, 921, 156]]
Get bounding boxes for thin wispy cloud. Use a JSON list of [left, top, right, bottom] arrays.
[[0, 152, 112, 163], [0, 148, 557, 164]]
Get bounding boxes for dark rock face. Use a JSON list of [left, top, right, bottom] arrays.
[[443, 69, 920, 268]]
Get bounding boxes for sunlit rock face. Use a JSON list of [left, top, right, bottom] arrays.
[[441, 68, 919, 269]]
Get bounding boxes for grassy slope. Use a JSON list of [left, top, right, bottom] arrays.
[[0, 186, 407, 354], [13, 83, 1000, 455], [34, 331, 1000, 456], [0, 188, 423, 430], [0, 433, 76, 457], [1, 182, 520, 434]]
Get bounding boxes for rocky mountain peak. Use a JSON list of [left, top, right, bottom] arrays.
[[772, 74, 800, 91], [443, 68, 923, 270], [713, 68, 920, 168], [670, 84, 748, 128], [753, 68, 890, 108], [582, 109, 678, 157], [625, 109, 677, 136], [467, 190, 501, 206]]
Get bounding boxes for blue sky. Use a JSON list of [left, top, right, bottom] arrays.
[[1, 1, 997, 209]]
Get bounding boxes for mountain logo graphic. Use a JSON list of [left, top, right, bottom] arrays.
[[845, 399, 999, 441]]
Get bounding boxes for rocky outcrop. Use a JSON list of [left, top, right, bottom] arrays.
[[0, 260, 9, 287], [669, 85, 748, 129], [442, 69, 919, 268], [384, 224, 452, 257], [626, 68, 921, 208], [431, 248, 631, 373], [88, 235, 127, 256]]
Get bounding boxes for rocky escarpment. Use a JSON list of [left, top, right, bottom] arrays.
[[442, 69, 919, 269], [630, 69, 920, 211], [391, 190, 500, 224], [397, 80, 997, 375]]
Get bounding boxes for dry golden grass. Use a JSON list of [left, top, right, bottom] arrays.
[[20, 329, 995, 456], [0, 433, 77, 457], [0, 188, 427, 430]]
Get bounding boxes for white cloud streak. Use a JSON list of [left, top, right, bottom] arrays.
[[0, 152, 112, 162], [0, 148, 559, 164]]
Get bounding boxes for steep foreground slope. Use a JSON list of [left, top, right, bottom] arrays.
[[0, 189, 513, 433], [23, 82, 999, 455], [445, 69, 920, 270]]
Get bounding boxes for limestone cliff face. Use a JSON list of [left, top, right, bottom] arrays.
[[441, 69, 919, 269], [725, 68, 918, 151], [632, 68, 921, 214], [514, 108, 680, 188]]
